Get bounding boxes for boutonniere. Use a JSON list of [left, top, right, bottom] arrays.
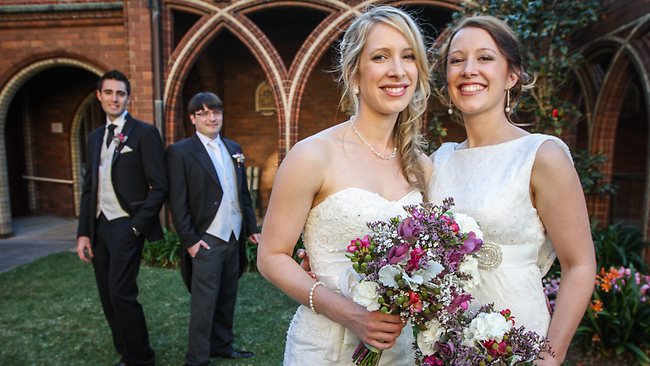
[[231, 152, 245, 167], [113, 133, 128, 150]]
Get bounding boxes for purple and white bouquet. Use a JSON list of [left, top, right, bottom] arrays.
[[345, 198, 484, 365], [415, 303, 552, 365]]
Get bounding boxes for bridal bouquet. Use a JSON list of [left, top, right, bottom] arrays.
[[415, 304, 552, 366], [345, 198, 484, 366]]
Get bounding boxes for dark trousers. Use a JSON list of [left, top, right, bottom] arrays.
[[185, 232, 240, 366], [93, 214, 155, 366]]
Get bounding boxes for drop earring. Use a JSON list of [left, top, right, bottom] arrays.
[[447, 101, 453, 115], [352, 85, 360, 95], [505, 88, 511, 113]]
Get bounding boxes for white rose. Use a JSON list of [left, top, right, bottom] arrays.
[[454, 213, 483, 240], [459, 257, 481, 290], [378, 265, 402, 288], [352, 281, 381, 311], [462, 312, 513, 346], [417, 319, 445, 356]]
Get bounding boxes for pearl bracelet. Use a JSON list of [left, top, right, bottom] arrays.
[[308, 281, 325, 314]]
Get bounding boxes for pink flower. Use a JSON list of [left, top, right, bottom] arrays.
[[359, 235, 371, 249], [346, 243, 358, 253], [482, 339, 508, 357], [388, 243, 410, 265], [407, 247, 425, 271], [423, 355, 444, 366], [500, 309, 516, 325], [460, 232, 482, 254], [409, 291, 423, 313], [447, 292, 472, 312], [398, 217, 420, 239]]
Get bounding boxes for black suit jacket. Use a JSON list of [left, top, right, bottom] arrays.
[[167, 134, 259, 291], [77, 113, 168, 243]]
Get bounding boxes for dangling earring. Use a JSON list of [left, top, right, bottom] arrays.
[[505, 88, 511, 113], [352, 85, 360, 95], [447, 101, 453, 115]]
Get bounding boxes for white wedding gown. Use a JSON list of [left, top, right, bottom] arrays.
[[428, 134, 572, 336], [283, 187, 420, 366]]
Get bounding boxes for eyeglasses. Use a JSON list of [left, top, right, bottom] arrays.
[[193, 110, 222, 118]]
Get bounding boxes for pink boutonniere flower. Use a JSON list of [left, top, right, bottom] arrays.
[[232, 152, 245, 167], [113, 133, 128, 146]]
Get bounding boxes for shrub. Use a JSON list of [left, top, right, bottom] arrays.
[[574, 150, 617, 196], [243, 232, 305, 273], [142, 228, 182, 268], [575, 266, 650, 365], [592, 223, 649, 272]]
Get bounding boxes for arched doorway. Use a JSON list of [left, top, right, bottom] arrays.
[[0, 58, 102, 236], [610, 76, 648, 228]]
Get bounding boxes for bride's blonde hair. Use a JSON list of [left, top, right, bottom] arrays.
[[336, 6, 431, 199]]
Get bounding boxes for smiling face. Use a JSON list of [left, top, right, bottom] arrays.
[[356, 22, 418, 119], [446, 26, 518, 118], [190, 106, 223, 139], [96, 79, 129, 121]]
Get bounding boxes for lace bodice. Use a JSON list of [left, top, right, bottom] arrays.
[[303, 187, 422, 291], [283, 187, 421, 366]]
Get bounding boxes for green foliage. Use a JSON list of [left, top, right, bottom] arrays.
[[142, 228, 182, 268], [592, 223, 649, 272], [426, 114, 449, 153], [547, 222, 648, 277], [573, 150, 617, 195], [545, 223, 650, 364], [575, 266, 650, 365], [243, 232, 305, 273], [0, 252, 295, 365], [452, 0, 600, 134]]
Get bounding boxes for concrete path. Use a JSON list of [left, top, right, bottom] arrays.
[[0, 215, 77, 273]]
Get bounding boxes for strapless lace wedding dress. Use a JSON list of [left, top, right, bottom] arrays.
[[428, 134, 572, 336], [283, 187, 421, 366]]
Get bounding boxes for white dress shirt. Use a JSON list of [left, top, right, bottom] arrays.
[[196, 132, 242, 241], [97, 111, 129, 220]]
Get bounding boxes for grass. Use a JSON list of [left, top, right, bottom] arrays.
[[0, 252, 296, 365]]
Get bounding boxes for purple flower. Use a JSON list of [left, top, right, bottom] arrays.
[[438, 341, 455, 359], [447, 292, 472, 313], [460, 232, 482, 254], [398, 217, 420, 239], [388, 243, 410, 265]]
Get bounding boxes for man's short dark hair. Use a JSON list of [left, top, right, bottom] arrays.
[[97, 69, 131, 96], [188, 92, 223, 115]]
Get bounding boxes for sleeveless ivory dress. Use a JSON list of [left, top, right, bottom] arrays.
[[428, 134, 571, 336], [283, 187, 420, 366]]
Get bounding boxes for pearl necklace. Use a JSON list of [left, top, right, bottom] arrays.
[[351, 123, 398, 160]]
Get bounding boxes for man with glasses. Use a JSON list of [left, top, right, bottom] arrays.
[[167, 92, 259, 366], [76, 69, 168, 366]]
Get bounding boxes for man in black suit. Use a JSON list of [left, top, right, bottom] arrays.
[[167, 92, 259, 366], [76, 70, 168, 366]]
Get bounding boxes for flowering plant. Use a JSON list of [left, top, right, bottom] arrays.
[[231, 152, 245, 167], [571, 266, 650, 364], [416, 304, 552, 365], [346, 198, 484, 365]]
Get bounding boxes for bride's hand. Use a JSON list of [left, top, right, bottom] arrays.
[[346, 304, 405, 351]]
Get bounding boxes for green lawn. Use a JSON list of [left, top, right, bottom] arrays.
[[0, 252, 296, 365]]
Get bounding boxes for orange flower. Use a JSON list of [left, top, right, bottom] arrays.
[[599, 281, 612, 292], [590, 300, 603, 313], [592, 333, 601, 343]]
